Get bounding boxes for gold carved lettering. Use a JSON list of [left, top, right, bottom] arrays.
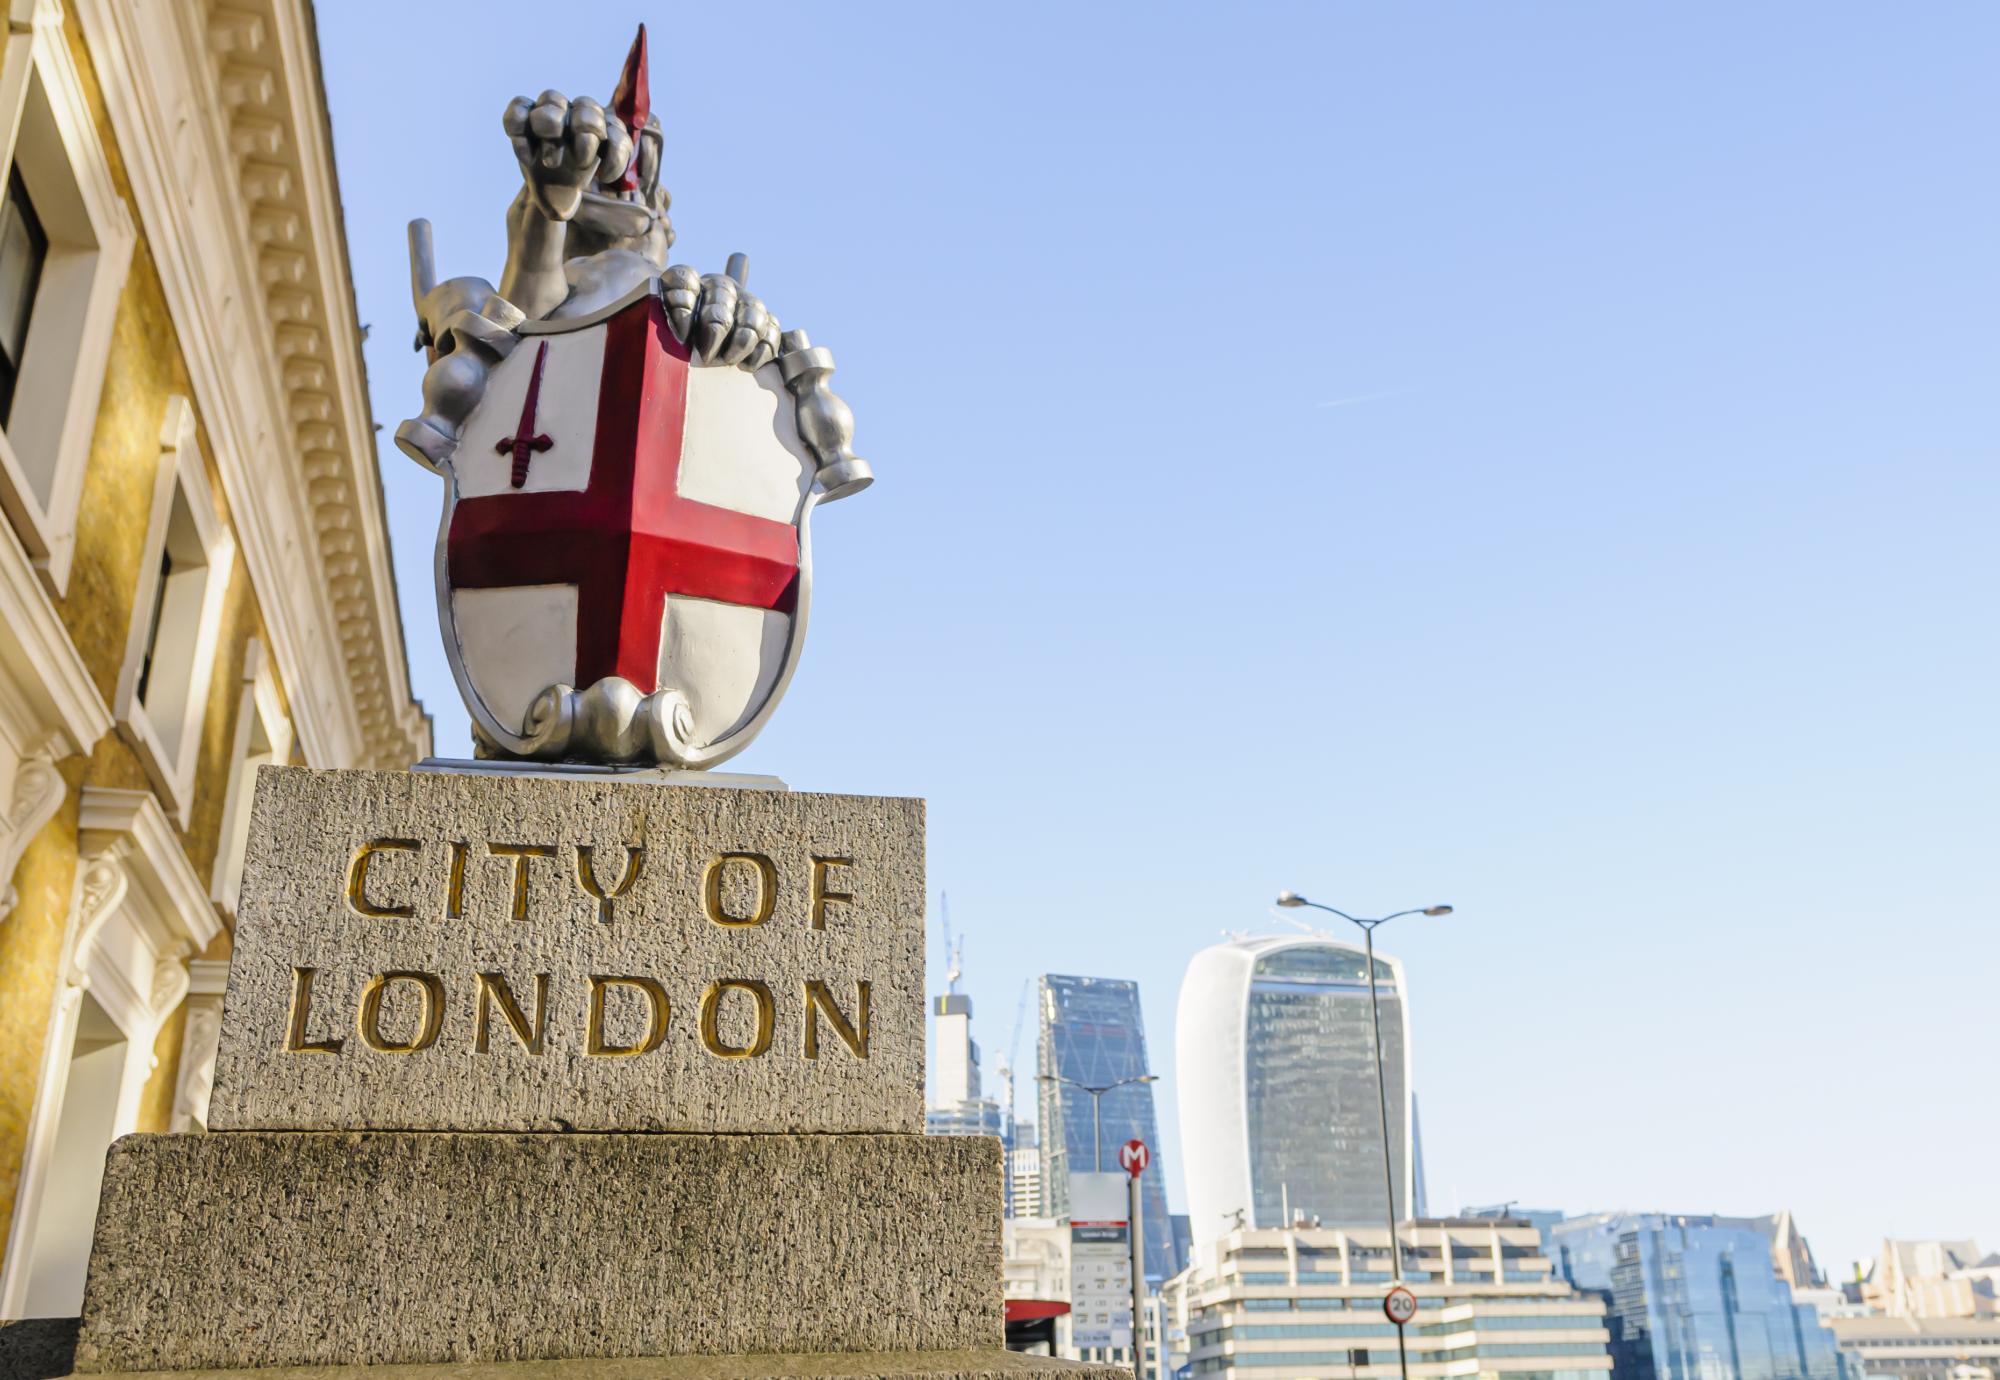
[[346, 839, 419, 918], [586, 975, 670, 1056], [701, 851, 778, 927], [575, 845, 645, 924], [444, 840, 469, 919], [474, 972, 549, 1054], [803, 979, 870, 1059], [488, 843, 558, 922], [357, 971, 446, 1053], [700, 978, 774, 1059], [809, 856, 854, 929], [283, 966, 345, 1054]]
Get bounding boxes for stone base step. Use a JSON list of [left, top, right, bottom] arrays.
[[2, 1327, 1129, 1380], [78, 1133, 1000, 1373]]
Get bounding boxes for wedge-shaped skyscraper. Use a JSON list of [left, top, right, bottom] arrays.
[[1176, 936, 1416, 1253]]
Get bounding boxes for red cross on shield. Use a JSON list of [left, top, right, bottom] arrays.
[[437, 288, 815, 762]]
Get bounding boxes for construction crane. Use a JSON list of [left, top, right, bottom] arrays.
[[939, 892, 963, 995], [993, 976, 1030, 1149]]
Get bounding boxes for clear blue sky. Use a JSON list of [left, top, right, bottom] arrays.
[[317, 4, 1998, 1278]]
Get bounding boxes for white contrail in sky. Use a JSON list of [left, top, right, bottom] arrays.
[[1316, 388, 1415, 410]]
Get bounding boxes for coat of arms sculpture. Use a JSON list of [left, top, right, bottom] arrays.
[[395, 27, 869, 770]]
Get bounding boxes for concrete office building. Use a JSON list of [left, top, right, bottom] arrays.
[[1009, 1124, 1046, 1219], [1176, 936, 1415, 1249], [1827, 1316, 2000, 1380], [1159, 1217, 1613, 1379]]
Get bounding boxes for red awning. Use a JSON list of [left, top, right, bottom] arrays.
[[1005, 1299, 1071, 1322]]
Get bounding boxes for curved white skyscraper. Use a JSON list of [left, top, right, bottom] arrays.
[[1176, 936, 1416, 1254]]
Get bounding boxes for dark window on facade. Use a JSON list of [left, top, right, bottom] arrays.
[[133, 544, 173, 704], [0, 167, 47, 425]]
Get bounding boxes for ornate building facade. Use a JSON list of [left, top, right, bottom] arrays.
[[0, 0, 425, 1318]]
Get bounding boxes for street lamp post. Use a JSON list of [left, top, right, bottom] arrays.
[[1038, 1070, 1160, 1374], [1037, 1071, 1158, 1172], [1275, 892, 1453, 1380]]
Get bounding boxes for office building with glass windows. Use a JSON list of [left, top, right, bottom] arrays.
[[1158, 1217, 1613, 1379], [1036, 973, 1176, 1282], [1176, 936, 1416, 1250], [1549, 1213, 1847, 1380]]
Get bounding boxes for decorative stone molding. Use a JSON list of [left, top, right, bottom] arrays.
[[71, 0, 430, 771], [70, 788, 221, 1027], [149, 937, 193, 1014], [170, 958, 226, 1132], [62, 836, 127, 991], [0, 732, 63, 923]]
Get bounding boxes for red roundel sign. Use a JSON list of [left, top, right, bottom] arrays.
[[1118, 1139, 1151, 1177], [1384, 1284, 1418, 1325]]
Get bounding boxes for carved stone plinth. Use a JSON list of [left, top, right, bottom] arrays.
[[208, 768, 924, 1134], [56, 766, 1058, 1377]]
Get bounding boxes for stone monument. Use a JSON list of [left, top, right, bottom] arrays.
[[16, 28, 1124, 1380]]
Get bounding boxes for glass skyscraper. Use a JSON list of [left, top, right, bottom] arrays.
[[1175, 936, 1415, 1250], [1036, 973, 1176, 1282], [1550, 1214, 1847, 1380]]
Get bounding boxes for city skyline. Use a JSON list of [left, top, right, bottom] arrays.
[[320, 1, 1998, 1283], [925, 910, 1987, 1286]]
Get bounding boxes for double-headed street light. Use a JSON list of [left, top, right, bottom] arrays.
[[1275, 892, 1453, 1380], [1036, 1071, 1159, 1172], [1040, 1070, 1161, 1378]]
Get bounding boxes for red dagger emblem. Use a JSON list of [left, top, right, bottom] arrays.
[[495, 340, 553, 487]]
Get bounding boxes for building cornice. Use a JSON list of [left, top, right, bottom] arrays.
[[76, 785, 221, 952], [71, 0, 428, 770]]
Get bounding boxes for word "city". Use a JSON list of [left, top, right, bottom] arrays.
[[344, 839, 855, 927]]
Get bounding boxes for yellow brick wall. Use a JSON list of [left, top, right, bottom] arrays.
[[0, 12, 296, 1276]]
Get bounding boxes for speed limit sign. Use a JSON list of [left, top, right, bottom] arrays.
[[1384, 1284, 1418, 1325]]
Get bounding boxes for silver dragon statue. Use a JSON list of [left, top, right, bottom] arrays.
[[396, 27, 867, 499], [395, 27, 869, 770]]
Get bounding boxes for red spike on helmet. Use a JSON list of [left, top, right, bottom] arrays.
[[609, 23, 649, 193]]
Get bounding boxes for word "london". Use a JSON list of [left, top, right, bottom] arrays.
[[283, 969, 871, 1061]]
